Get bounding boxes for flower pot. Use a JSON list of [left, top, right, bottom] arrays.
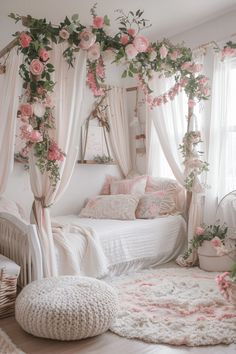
[[198, 240, 235, 272]]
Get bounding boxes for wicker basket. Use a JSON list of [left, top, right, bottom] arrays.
[[0, 268, 18, 318]]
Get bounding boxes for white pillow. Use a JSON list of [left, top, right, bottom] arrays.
[[110, 176, 147, 195], [79, 194, 140, 220]]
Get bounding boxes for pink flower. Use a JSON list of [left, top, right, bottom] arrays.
[[180, 77, 189, 87], [20, 103, 33, 117], [19, 32, 32, 48], [87, 42, 101, 61], [92, 16, 104, 28], [222, 46, 236, 58], [192, 63, 203, 73], [127, 28, 137, 37], [188, 99, 196, 108], [159, 45, 168, 59], [37, 86, 45, 95], [59, 28, 70, 40], [20, 124, 33, 140], [125, 44, 138, 59], [20, 146, 29, 158], [169, 50, 180, 60], [30, 59, 44, 76], [44, 95, 53, 108], [133, 35, 149, 53], [199, 76, 208, 85], [211, 237, 222, 248], [195, 226, 204, 236], [48, 141, 65, 161], [29, 130, 43, 143], [120, 34, 129, 45], [38, 48, 49, 62], [79, 29, 96, 50], [181, 61, 193, 71]]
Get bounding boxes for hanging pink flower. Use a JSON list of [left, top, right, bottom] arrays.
[[188, 99, 196, 108], [192, 63, 203, 73], [48, 141, 65, 161], [199, 76, 208, 85], [125, 44, 138, 59], [59, 28, 70, 40], [37, 86, 45, 95], [38, 48, 50, 62], [195, 226, 204, 236], [20, 124, 33, 140], [20, 103, 33, 117], [87, 42, 101, 61], [29, 130, 43, 143], [159, 45, 168, 59], [222, 46, 236, 58], [127, 28, 137, 37], [79, 29, 96, 50], [133, 35, 149, 52], [169, 50, 180, 60], [92, 16, 104, 28], [181, 61, 193, 71], [120, 34, 129, 45], [19, 32, 32, 48], [30, 59, 44, 76]]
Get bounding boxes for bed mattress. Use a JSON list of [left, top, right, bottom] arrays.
[[52, 214, 186, 276]]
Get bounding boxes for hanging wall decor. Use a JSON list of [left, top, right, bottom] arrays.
[[5, 4, 210, 188]]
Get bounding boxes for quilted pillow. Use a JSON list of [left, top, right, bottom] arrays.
[[79, 194, 140, 220], [135, 192, 176, 219], [110, 176, 147, 195]]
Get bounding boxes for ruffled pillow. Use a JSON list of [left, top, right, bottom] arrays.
[[135, 192, 176, 219], [79, 194, 140, 220], [110, 176, 147, 195]]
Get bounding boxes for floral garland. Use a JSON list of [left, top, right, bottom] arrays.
[[9, 5, 210, 187]]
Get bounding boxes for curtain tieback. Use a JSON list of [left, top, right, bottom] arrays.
[[34, 196, 52, 208]]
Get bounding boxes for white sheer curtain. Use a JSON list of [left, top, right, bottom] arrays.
[[105, 86, 132, 176], [30, 44, 88, 277], [204, 54, 236, 224], [0, 48, 23, 195]]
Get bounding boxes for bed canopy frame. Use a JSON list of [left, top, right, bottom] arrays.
[[0, 6, 214, 279]]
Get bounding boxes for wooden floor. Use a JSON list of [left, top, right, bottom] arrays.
[[0, 316, 236, 354]]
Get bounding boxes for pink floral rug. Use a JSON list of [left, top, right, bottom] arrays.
[[108, 267, 236, 346]]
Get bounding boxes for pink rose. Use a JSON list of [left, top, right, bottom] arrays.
[[79, 29, 96, 50], [188, 99, 196, 108], [20, 103, 33, 117], [222, 46, 236, 58], [59, 28, 70, 40], [125, 44, 138, 59], [195, 226, 204, 236], [38, 48, 49, 62], [37, 86, 45, 95], [20, 124, 33, 140], [120, 34, 129, 45], [30, 59, 44, 76], [169, 50, 180, 60], [93, 16, 104, 28], [19, 32, 32, 48], [192, 63, 203, 73], [29, 130, 43, 143], [211, 237, 222, 248], [133, 35, 149, 53], [48, 141, 65, 161], [87, 42, 101, 61], [159, 45, 168, 59], [127, 28, 137, 37], [44, 95, 53, 108]]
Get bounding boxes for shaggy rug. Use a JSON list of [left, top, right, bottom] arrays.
[[108, 267, 236, 346], [0, 328, 25, 354]]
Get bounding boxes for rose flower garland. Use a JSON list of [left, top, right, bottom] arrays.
[[10, 6, 210, 187]]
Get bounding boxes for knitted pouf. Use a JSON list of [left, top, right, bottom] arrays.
[[15, 276, 118, 341]]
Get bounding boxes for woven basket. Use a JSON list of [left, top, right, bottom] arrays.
[[0, 268, 18, 318]]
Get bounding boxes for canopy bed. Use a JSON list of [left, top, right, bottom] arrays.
[[2, 5, 231, 286]]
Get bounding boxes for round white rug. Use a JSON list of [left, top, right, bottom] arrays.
[[108, 267, 236, 346]]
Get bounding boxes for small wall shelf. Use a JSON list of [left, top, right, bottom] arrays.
[[78, 160, 116, 165]]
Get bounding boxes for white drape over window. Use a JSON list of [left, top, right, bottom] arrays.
[[105, 86, 132, 176], [204, 54, 236, 224], [0, 48, 22, 195], [30, 44, 88, 277]]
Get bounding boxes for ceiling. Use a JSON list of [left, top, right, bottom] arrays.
[[1, 0, 236, 47]]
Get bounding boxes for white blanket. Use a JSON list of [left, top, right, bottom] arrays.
[[52, 222, 109, 278]]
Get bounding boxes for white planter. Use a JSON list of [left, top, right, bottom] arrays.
[[198, 241, 235, 272]]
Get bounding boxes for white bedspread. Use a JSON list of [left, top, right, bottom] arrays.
[[52, 215, 186, 277]]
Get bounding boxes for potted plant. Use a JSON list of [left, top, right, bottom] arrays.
[[184, 223, 236, 272], [216, 263, 236, 305]]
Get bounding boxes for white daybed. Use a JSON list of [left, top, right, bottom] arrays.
[[0, 210, 186, 287]]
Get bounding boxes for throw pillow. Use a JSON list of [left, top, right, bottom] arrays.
[[110, 176, 147, 195], [135, 192, 176, 219], [79, 194, 140, 220]]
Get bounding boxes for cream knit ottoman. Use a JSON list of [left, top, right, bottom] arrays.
[[15, 276, 118, 341]]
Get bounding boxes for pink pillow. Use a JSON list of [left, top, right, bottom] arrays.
[[110, 176, 147, 195], [136, 192, 176, 219], [145, 176, 182, 194], [100, 175, 119, 195]]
